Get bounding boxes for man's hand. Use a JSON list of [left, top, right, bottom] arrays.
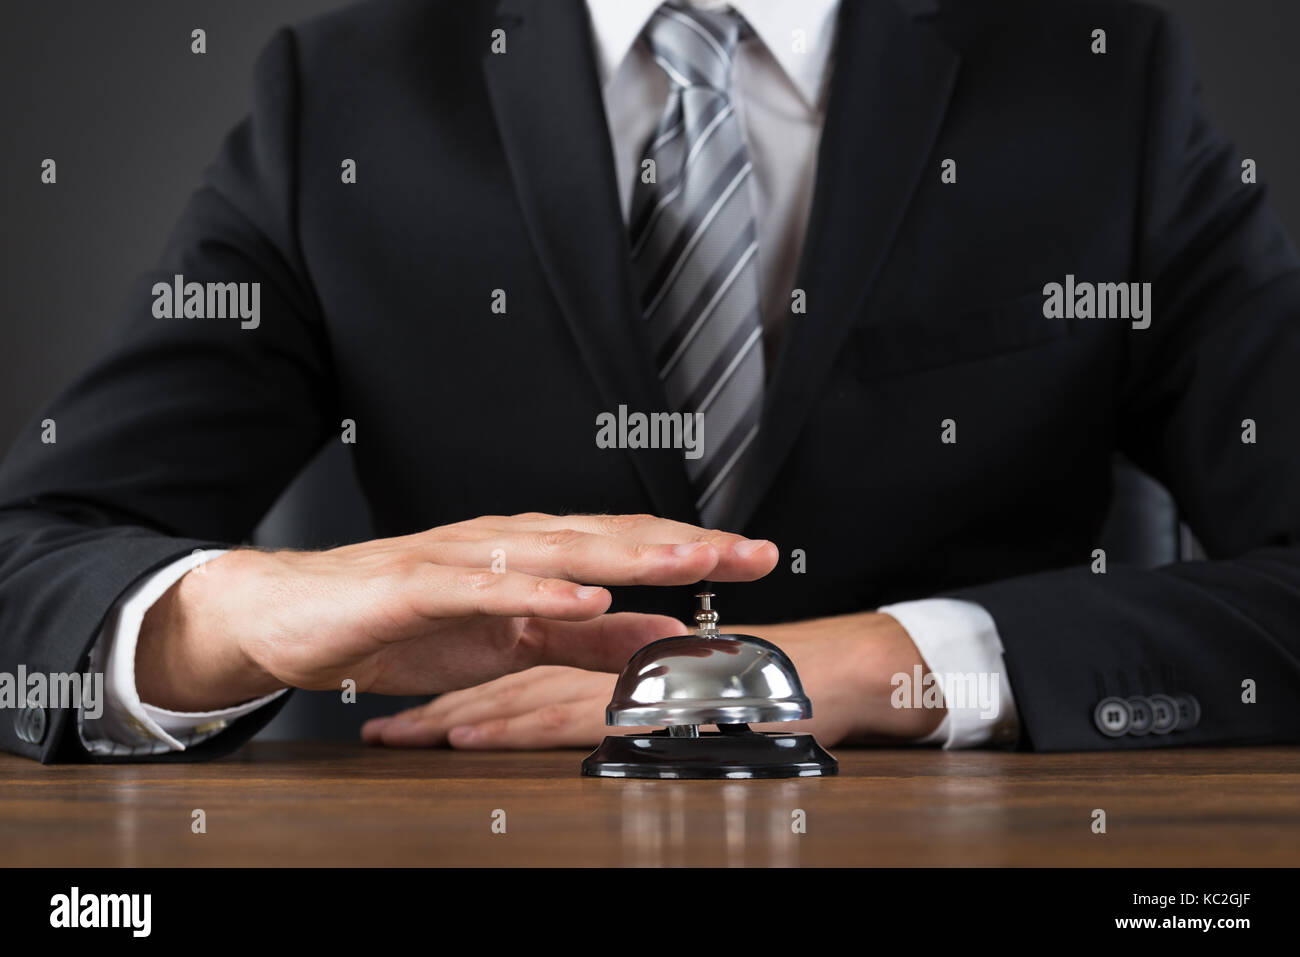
[[136, 513, 778, 712], [362, 611, 945, 748]]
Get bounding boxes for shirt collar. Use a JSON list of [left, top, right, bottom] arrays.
[[585, 0, 840, 108]]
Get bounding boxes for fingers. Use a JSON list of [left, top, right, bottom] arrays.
[[420, 532, 726, 586], [430, 513, 779, 583], [444, 699, 615, 749], [419, 666, 593, 724], [395, 565, 613, 624], [524, 612, 686, 672], [516, 515, 779, 581], [361, 609, 680, 748], [365, 696, 612, 749], [362, 665, 615, 747], [415, 664, 587, 723]]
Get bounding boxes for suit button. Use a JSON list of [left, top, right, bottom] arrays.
[[15, 705, 47, 745], [1148, 694, 1178, 734], [1094, 696, 1131, 737], [1126, 696, 1154, 736], [1174, 694, 1201, 731]]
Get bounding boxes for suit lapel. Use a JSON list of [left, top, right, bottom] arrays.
[[482, 0, 699, 522], [726, 0, 961, 532]]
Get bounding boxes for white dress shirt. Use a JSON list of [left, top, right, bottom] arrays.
[[80, 0, 1017, 754], [592, 0, 834, 364], [80, 549, 285, 756]]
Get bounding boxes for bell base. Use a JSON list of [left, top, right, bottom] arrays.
[[581, 730, 838, 780]]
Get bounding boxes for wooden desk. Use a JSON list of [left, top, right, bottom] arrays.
[[3, 742, 1298, 866]]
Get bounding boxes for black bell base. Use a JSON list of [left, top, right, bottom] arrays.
[[581, 730, 838, 779]]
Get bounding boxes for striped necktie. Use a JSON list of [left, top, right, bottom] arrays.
[[630, 2, 763, 529]]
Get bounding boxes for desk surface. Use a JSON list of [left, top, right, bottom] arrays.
[[3, 743, 1299, 866]]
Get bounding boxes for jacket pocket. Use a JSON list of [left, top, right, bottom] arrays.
[[853, 289, 1069, 379]]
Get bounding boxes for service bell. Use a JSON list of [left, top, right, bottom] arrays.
[[581, 592, 839, 779]]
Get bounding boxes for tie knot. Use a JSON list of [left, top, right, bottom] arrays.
[[645, 3, 743, 93]]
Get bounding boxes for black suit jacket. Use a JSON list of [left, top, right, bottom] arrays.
[[2, 0, 1299, 761]]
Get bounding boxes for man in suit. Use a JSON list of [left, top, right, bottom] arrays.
[[1, 0, 1297, 763]]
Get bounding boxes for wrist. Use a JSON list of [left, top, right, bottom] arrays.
[[136, 550, 285, 711], [857, 612, 947, 740]]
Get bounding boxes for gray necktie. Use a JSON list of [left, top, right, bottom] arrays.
[[631, 2, 764, 528]]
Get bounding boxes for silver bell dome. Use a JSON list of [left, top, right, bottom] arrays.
[[605, 593, 812, 728]]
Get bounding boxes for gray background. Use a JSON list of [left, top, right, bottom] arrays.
[[1, 1, 1297, 737]]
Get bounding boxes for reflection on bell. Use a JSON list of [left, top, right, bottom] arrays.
[[581, 592, 839, 779]]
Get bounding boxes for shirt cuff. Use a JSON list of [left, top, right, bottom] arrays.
[[876, 598, 1019, 749], [79, 548, 288, 755]]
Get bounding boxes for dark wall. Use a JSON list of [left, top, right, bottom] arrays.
[[1, 0, 354, 452]]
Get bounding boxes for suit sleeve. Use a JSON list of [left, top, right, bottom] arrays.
[[0, 28, 330, 763], [948, 12, 1300, 751]]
